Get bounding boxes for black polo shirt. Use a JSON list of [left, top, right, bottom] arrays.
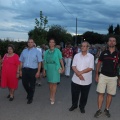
[[99, 50, 120, 77]]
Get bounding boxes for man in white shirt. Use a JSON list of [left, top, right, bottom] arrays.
[[69, 41, 94, 113]]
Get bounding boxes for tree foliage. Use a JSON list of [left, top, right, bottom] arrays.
[[108, 24, 120, 35], [28, 11, 48, 45], [114, 24, 120, 35], [83, 31, 104, 44], [47, 25, 72, 44], [108, 25, 113, 34], [0, 39, 27, 56]]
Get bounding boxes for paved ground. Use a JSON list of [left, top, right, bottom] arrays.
[[0, 71, 120, 120]]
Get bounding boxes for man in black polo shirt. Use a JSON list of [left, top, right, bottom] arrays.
[[94, 36, 120, 118]]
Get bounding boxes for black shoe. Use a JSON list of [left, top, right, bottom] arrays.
[[27, 99, 33, 104], [7, 95, 10, 98], [104, 109, 110, 118], [80, 108, 85, 113], [38, 83, 41, 86], [9, 96, 14, 101], [94, 109, 102, 118], [69, 106, 77, 111]]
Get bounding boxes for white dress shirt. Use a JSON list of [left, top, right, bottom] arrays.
[[72, 53, 94, 85]]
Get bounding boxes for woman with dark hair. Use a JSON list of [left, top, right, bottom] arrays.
[[43, 38, 64, 104], [1, 44, 20, 101]]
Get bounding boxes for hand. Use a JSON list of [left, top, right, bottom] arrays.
[[16, 73, 19, 78], [76, 71, 81, 77], [61, 68, 65, 73], [19, 70, 22, 77], [118, 79, 120, 86], [95, 74, 99, 82], [78, 75, 85, 80], [35, 71, 40, 78]]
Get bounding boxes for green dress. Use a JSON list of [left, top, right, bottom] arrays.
[[44, 48, 62, 83]]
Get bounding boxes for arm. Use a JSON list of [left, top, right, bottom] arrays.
[[72, 66, 85, 80], [16, 65, 20, 78], [72, 66, 79, 75], [118, 75, 120, 86], [19, 62, 23, 77], [80, 68, 93, 74], [35, 62, 41, 78], [95, 61, 102, 82], [57, 49, 64, 73], [43, 63, 46, 77], [60, 59, 65, 73]]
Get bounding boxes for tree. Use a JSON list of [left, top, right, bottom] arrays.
[[108, 25, 113, 34], [114, 24, 120, 35], [47, 25, 72, 44], [28, 11, 48, 45], [83, 31, 104, 44]]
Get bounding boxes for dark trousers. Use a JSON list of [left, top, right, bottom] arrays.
[[22, 68, 37, 100], [71, 82, 91, 109]]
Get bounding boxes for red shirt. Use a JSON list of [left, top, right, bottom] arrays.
[[63, 47, 73, 58]]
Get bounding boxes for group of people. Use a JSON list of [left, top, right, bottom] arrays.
[[0, 36, 120, 118]]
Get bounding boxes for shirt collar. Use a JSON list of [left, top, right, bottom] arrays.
[[27, 47, 35, 51], [80, 52, 89, 57]]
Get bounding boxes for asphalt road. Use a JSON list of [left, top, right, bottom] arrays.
[[0, 71, 120, 120]]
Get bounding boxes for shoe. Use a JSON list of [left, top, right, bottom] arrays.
[[80, 108, 85, 113], [38, 83, 41, 86], [69, 106, 77, 111], [94, 109, 102, 118], [9, 96, 14, 101], [27, 99, 33, 104], [51, 101, 55, 105], [50, 98, 55, 105], [104, 109, 110, 118], [7, 95, 10, 98]]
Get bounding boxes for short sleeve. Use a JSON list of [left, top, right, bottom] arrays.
[[37, 50, 42, 62], [98, 51, 104, 62], [72, 54, 77, 66], [89, 55, 94, 70], [69, 49, 73, 56], [57, 49, 62, 59], [15, 54, 20, 65]]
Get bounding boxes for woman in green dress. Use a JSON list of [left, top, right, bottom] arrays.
[[43, 38, 64, 104]]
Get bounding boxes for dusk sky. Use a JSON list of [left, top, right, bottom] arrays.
[[0, 0, 120, 41]]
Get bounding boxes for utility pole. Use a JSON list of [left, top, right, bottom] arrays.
[[75, 17, 77, 45]]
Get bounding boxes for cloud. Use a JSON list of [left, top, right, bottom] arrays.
[[0, 0, 120, 41]]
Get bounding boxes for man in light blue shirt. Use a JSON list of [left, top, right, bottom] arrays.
[[19, 38, 42, 104]]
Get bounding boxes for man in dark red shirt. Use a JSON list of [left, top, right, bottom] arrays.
[[94, 36, 120, 118]]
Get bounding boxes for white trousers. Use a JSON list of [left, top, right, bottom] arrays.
[[64, 58, 72, 76]]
